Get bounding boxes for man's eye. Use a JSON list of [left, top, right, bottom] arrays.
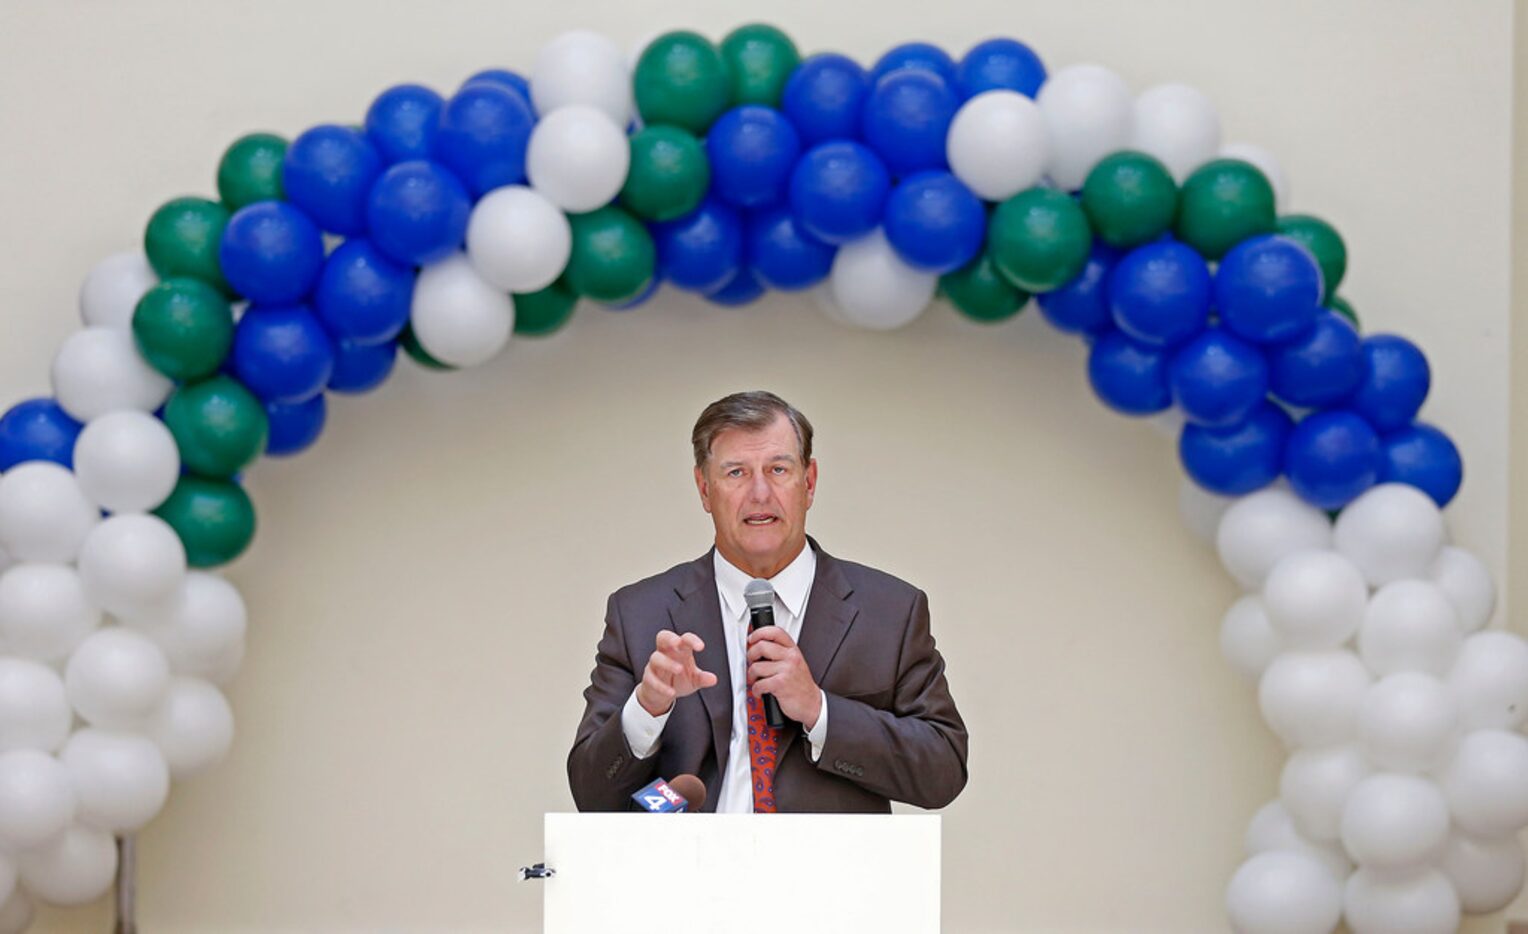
[[727, 469, 743, 478], [772, 465, 787, 474]]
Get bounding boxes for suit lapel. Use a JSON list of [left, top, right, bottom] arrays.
[[669, 551, 732, 808], [776, 541, 858, 764]]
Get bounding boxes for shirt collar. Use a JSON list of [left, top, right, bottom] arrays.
[[713, 542, 817, 623]]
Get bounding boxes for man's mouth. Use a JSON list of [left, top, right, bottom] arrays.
[[743, 514, 778, 526]]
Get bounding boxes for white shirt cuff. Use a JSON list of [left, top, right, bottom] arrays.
[[805, 688, 829, 762], [621, 688, 671, 759]]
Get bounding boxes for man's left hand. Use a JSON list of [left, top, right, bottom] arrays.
[[746, 626, 822, 730]]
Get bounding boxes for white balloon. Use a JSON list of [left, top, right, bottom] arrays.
[[1357, 580, 1461, 678], [1035, 64, 1133, 191], [1216, 488, 1333, 591], [121, 571, 248, 683], [1333, 484, 1447, 587], [50, 326, 172, 422], [946, 90, 1050, 201], [410, 253, 514, 369], [0, 750, 75, 851], [1224, 850, 1343, 934], [1438, 829, 1525, 914], [76, 514, 187, 618], [0, 658, 71, 753], [531, 30, 634, 128], [79, 251, 157, 330], [1426, 545, 1496, 633], [1439, 729, 1528, 837], [59, 728, 169, 833], [466, 185, 572, 293], [1128, 83, 1221, 184], [0, 564, 102, 663], [1357, 673, 1458, 773], [828, 229, 937, 330], [145, 677, 234, 778], [1280, 744, 1370, 842], [71, 411, 179, 514], [1219, 142, 1289, 214], [525, 105, 630, 214], [1178, 476, 1235, 545], [1447, 631, 1528, 731], [1220, 596, 1283, 680], [64, 628, 170, 729], [1343, 868, 1459, 934], [16, 822, 116, 906], [1263, 551, 1367, 650], [0, 463, 100, 563], [1339, 773, 1449, 871], [1245, 799, 1352, 879], [1260, 651, 1371, 748], [0, 889, 32, 934]]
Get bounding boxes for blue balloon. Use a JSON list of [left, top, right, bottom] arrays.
[[706, 106, 802, 209], [1168, 328, 1269, 428], [788, 141, 891, 245], [314, 239, 415, 346], [1380, 423, 1462, 508], [1037, 243, 1118, 336], [282, 125, 381, 237], [327, 339, 397, 395], [1087, 330, 1172, 416], [1214, 234, 1323, 344], [882, 171, 985, 274], [1348, 334, 1430, 432], [860, 70, 959, 176], [461, 68, 533, 107], [780, 53, 870, 145], [218, 202, 325, 305], [432, 82, 535, 197], [653, 198, 744, 293], [869, 42, 959, 87], [0, 398, 81, 470], [366, 160, 471, 266], [706, 268, 766, 307], [1179, 401, 1292, 496], [955, 38, 1046, 99], [746, 205, 835, 291], [264, 393, 327, 457], [231, 305, 337, 404], [1266, 309, 1364, 408], [365, 84, 444, 166], [1108, 240, 1211, 347], [1285, 409, 1382, 510]]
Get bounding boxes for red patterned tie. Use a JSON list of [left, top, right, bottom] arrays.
[[746, 687, 784, 812]]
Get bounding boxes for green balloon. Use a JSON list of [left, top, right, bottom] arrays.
[[1277, 214, 1347, 302], [132, 278, 234, 381], [217, 133, 287, 211], [1080, 151, 1178, 248], [719, 23, 800, 107], [941, 253, 1028, 323], [565, 207, 656, 304], [621, 126, 710, 222], [163, 376, 268, 479], [634, 31, 731, 134], [154, 475, 256, 568], [988, 188, 1094, 293], [399, 323, 455, 371], [1173, 158, 1276, 260], [1330, 295, 1360, 331], [513, 280, 579, 337], [144, 196, 231, 293]]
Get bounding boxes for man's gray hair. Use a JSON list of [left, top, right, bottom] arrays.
[[691, 391, 814, 469]]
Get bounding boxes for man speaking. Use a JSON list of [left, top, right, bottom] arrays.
[[568, 391, 969, 813]]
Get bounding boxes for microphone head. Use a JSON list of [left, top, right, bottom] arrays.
[[669, 774, 707, 811], [744, 578, 774, 611]]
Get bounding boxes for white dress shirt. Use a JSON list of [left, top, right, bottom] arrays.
[[620, 543, 829, 812]]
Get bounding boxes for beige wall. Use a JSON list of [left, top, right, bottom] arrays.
[[0, 1, 1517, 931]]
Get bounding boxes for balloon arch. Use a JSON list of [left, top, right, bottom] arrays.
[[0, 23, 1521, 934]]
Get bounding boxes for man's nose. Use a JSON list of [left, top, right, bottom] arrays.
[[748, 472, 771, 500]]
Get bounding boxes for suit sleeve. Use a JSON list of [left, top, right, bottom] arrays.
[[813, 589, 969, 809], [567, 593, 663, 811]]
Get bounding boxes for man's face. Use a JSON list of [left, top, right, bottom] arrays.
[[694, 414, 817, 578]]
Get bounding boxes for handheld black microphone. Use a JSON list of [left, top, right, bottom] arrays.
[[743, 578, 787, 729]]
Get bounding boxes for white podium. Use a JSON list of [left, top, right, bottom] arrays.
[[540, 813, 941, 933]]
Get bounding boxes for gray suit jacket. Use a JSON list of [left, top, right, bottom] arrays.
[[567, 538, 969, 812]]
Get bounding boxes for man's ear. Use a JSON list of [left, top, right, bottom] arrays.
[[694, 464, 712, 514], [805, 458, 817, 508]]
